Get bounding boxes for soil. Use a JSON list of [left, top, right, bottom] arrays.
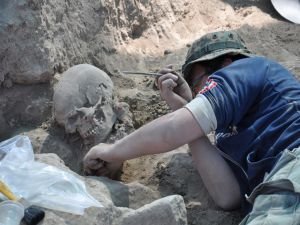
[[2, 0, 300, 224]]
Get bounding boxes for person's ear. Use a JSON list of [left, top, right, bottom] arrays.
[[221, 57, 233, 68]]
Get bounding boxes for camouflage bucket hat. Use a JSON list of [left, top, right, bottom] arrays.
[[182, 31, 254, 79]]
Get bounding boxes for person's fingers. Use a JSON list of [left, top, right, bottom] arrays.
[[84, 162, 106, 176], [158, 68, 174, 75], [161, 79, 177, 91], [87, 163, 114, 177], [83, 167, 92, 175], [83, 155, 96, 168], [90, 159, 104, 170], [95, 167, 110, 177], [156, 66, 179, 87], [83, 157, 105, 176], [157, 74, 178, 90], [83, 143, 116, 176]]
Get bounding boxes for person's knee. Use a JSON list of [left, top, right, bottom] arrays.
[[214, 194, 240, 211]]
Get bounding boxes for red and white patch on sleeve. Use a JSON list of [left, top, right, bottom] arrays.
[[199, 79, 218, 94]]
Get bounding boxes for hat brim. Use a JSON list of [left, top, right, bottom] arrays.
[[183, 48, 254, 78], [271, 0, 300, 24]]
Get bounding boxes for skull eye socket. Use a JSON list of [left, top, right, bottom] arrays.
[[95, 110, 105, 121]]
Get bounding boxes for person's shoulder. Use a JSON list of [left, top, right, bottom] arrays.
[[238, 56, 269, 64], [240, 56, 295, 79], [233, 56, 273, 70], [247, 56, 291, 71]]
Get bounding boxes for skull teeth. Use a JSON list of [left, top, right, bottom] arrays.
[[81, 126, 102, 139], [95, 127, 101, 135]]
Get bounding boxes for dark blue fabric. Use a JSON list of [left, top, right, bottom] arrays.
[[201, 57, 300, 211]]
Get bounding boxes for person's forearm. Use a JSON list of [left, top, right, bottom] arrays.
[[189, 137, 241, 210], [166, 95, 188, 111], [163, 93, 190, 111], [108, 108, 204, 161]]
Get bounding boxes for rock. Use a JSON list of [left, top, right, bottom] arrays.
[[0, 0, 54, 85], [119, 195, 187, 225], [33, 153, 187, 225], [24, 128, 84, 173], [0, 84, 52, 139], [86, 177, 160, 209], [42, 212, 67, 225], [0, 0, 186, 86], [34, 153, 72, 173]]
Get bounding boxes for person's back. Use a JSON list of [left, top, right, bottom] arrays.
[[198, 56, 300, 205]]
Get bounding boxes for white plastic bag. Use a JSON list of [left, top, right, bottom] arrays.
[[0, 135, 102, 215]]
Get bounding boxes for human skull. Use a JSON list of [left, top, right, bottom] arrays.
[[53, 64, 116, 141]]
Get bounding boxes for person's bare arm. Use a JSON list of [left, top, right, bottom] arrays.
[[160, 87, 189, 111], [83, 107, 204, 173], [111, 107, 202, 160], [189, 137, 241, 210], [84, 107, 242, 211]]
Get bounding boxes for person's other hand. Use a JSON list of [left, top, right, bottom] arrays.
[[83, 143, 123, 179], [157, 65, 192, 103]]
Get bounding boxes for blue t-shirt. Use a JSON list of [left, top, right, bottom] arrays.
[[201, 57, 300, 202]]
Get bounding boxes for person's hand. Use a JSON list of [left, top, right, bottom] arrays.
[[83, 143, 123, 179], [157, 65, 193, 109]]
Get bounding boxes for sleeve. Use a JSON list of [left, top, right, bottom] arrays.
[[185, 94, 217, 135], [190, 57, 268, 131]]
